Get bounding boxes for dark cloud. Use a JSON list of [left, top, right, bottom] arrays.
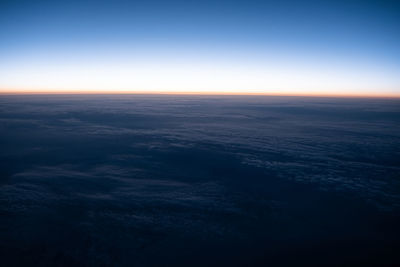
[[0, 95, 400, 266]]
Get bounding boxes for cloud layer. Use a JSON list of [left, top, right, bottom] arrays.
[[0, 95, 399, 266]]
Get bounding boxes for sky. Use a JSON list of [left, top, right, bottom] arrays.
[[0, 0, 399, 96]]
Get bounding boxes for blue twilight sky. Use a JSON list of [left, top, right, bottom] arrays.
[[0, 0, 399, 95]]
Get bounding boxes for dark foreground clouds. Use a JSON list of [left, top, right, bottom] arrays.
[[0, 95, 399, 266]]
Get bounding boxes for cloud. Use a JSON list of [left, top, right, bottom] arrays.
[[1, 95, 400, 265]]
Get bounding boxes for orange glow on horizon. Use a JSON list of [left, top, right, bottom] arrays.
[[1, 88, 399, 98]]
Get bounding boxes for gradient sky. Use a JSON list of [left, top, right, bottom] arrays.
[[1, 0, 399, 95]]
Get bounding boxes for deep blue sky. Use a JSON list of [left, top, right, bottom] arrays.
[[1, 0, 399, 95]]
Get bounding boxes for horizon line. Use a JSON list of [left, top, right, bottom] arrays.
[[1, 90, 400, 98]]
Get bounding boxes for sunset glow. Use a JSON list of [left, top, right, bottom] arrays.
[[1, 57, 399, 97]]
